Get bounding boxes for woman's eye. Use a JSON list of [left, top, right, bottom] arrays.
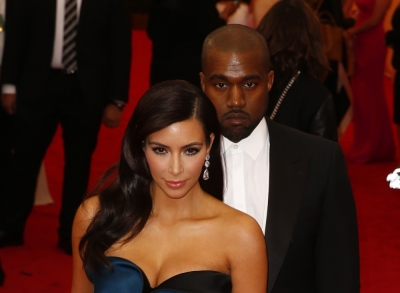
[[152, 147, 167, 155], [185, 148, 200, 156]]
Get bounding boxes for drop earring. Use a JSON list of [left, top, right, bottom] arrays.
[[203, 155, 210, 180]]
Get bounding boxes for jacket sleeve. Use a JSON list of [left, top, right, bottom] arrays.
[[1, 0, 29, 86], [315, 144, 360, 292], [309, 94, 338, 142]]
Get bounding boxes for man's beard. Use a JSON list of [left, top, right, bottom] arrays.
[[220, 124, 254, 142], [219, 109, 260, 142]]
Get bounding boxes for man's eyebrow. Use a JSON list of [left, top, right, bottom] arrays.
[[243, 75, 261, 81], [209, 74, 261, 81], [209, 74, 229, 81]]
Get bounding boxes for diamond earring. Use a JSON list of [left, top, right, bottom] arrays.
[[203, 155, 210, 180]]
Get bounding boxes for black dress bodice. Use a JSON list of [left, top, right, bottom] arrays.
[[90, 256, 232, 293]]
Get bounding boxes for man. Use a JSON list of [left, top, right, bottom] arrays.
[[0, 0, 131, 254], [0, 0, 11, 210], [200, 24, 360, 293]]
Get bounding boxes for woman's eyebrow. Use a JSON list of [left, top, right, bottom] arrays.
[[147, 141, 204, 148]]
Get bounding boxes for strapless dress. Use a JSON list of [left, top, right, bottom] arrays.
[[90, 256, 232, 293]]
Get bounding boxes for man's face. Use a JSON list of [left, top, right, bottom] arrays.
[[200, 49, 274, 142]]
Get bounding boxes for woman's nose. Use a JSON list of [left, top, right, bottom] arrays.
[[168, 154, 183, 175]]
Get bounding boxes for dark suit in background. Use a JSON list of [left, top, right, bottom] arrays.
[[0, 0, 12, 217], [147, 0, 225, 87], [0, 0, 131, 250]]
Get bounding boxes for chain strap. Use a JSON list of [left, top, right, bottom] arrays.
[[269, 71, 301, 120]]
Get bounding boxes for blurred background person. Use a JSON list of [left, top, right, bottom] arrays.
[[344, 0, 395, 163], [217, 0, 251, 26], [147, 0, 229, 87], [0, 0, 132, 255], [0, 0, 10, 212], [386, 4, 400, 172], [257, 0, 338, 141], [0, 0, 4, 63], [305, 0, 355, 130], [252, 0, 279, 27]]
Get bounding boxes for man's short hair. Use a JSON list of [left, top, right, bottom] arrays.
[[202, 24, 271, 71]]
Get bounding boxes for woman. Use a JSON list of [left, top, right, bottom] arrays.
[[257, 0, 338, 141], [343, 0, 395, 163], [386, 5, 400, 186], [71, 80, 267, 293]]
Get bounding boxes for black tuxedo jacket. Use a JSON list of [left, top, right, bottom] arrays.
[[264, 120, 359, 293], [2, 0, 131, 111]]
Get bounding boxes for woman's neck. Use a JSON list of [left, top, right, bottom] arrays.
[[150, 182, 209, 223]]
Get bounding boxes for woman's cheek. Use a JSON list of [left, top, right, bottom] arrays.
[[187, 156, 207, 177], [145, 153, 165, 176]]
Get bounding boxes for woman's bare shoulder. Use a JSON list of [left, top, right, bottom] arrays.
[[209, 197, 267, 290], [207, 196, 265, 243], [226, 208, 263, 241], [75, 195, 100, 224]]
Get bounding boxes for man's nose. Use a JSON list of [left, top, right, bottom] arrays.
[[227, 85, 246, 108], [168, 154, 183, 176]]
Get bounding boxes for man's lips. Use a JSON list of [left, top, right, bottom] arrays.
[[165, 180, 186, 189], [223, 113, 250, 125]]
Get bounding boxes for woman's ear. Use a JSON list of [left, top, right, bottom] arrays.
[[207, 133, 215, 154]]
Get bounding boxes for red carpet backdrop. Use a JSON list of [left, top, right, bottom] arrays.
[[0, 30, 399, 293]]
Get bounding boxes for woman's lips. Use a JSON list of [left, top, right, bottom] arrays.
[[165, 180, 186, 189]]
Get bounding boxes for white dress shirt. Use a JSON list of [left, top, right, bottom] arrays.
[[2, 0, 82, 94], [222, 118, 270, 233]]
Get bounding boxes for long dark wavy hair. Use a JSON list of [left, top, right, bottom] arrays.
[[257, 0, 329, 88], [80, 80, 223, 275]]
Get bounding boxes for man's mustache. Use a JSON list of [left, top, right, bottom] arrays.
[[221, 109, 251, 120]]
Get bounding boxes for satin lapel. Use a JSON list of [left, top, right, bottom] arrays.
[[78, 0, 92, 29], [78, 0, 89, 27], [265, 131, 309, 293]]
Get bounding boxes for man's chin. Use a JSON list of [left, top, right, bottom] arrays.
[[221, 127, 252, 143]]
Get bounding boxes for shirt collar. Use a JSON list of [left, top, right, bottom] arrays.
[[222, 117, 268, 160]]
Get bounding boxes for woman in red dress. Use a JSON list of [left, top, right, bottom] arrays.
[[344, 0, 395, 163]]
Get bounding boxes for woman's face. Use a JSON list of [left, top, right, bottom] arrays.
[[144, 118, 214, 199]]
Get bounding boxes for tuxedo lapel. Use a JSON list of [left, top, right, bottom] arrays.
[[78, 0, 88, 26], [265, 121, 310, 293]]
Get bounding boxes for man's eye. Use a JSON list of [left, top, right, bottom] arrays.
[[244, 82, 256, 88], [184, 148, 200, 156], [215, 83, 226, 89], [152, 147, 167, 155]]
